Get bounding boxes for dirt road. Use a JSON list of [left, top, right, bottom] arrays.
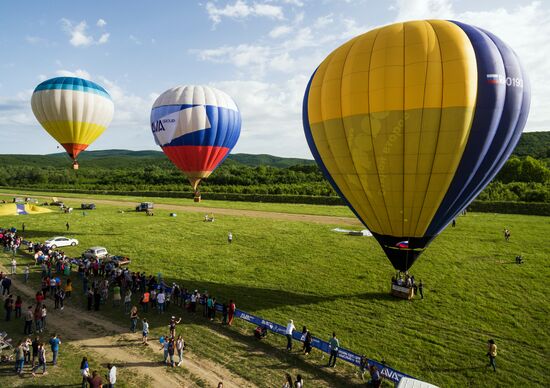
[[3, 193, 361, 227], [0, 263, 255, 388]]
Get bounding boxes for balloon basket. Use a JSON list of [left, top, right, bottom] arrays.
[[194, 195, 201, 203], [72, 161, 79, 170], [390, 283, 415, 300]]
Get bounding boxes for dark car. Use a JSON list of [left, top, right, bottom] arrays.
[[136, 202, 154, 212], [81, 203, 96, 210]]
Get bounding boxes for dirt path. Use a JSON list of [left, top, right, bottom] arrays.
[[3, 193, 361, 227], [1, 264, 255, 388]]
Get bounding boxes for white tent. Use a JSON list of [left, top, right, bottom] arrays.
[[397, 377, 439, 388]]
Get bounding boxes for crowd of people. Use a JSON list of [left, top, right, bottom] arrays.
[[391, 272, 424, 299]]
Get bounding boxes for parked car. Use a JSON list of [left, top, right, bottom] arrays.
[[136, 202, 154, 212], [82, 247, 109, 260], [44, 236, 79, 249], [81, 203, 96, 210]]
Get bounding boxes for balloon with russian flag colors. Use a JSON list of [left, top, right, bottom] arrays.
[[150, 85, 241, 192]]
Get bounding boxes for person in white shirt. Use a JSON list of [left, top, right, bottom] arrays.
[[157, 290, 166, 314], [11, 258, 17, 275], [106, 363, 116, 387], [285, 319, 295, 351]]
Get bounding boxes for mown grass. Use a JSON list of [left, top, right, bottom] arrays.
[[0, 188, 354, 217], [0, 193, 548, 387]]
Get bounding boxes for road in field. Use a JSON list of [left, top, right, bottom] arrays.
[[0, 261, 255, 388], [5, 193, 363, 226]]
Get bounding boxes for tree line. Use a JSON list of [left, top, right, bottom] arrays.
[[0, 154, 548, 203]]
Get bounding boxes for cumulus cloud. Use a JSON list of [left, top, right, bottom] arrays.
[[96, 18, 107, 27], [60, 18, 110, 47], [55, 69, 92, 80], [206, 0, 284, 25], [269, 25, 293, 38]]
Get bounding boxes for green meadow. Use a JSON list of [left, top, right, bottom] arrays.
[[0, 194, 548, 387]]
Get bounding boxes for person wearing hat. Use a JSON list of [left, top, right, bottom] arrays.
[[285, 319, 295, 351]]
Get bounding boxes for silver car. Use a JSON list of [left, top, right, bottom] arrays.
[[44, 236, 79, 249]]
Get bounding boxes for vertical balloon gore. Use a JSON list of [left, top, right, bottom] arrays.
[[303, 20, 530, 271]]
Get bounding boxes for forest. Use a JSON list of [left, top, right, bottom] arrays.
[[0, 132, 548, 203]]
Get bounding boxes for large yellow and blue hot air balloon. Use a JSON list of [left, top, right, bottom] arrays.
[[303, 20, 530, 271], [31, 77, 114, 169]]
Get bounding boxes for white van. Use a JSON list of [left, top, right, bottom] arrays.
[[82, 247, 109, 260]]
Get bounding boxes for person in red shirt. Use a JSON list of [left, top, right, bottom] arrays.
[[87, 370, 103, 388], [228, 299, 236, 326]]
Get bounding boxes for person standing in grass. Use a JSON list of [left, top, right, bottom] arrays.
[[487, 339, 497, 372], [167, 337, 176, 367], [49, 333, 61, 366], [113, 283, 121, 307], [5, 294, 14, 321], [87, 370, 103, 388], [80, 357, 90, 387], [142, 318, 149, 345], [64, 278, 72, 298], [418, 280, 424, 299], [228, 299, 236, 326], [141, 290, 150, 313], [228, 232, 233, 243], [157, 289, 165, 314], [31, 335, 40, 368], [14, 340, 25, 375], [282, 373, 293, 388], [124, 289, 132, 314], [169, 316, 182, 338], [327, 332, 340, 368], [24, 265, 30, 283], [15, 295, 22, 318], [34, 304, 43, 333], [285, 319, 295, 351], [176, 335, 185, 366], [11, 258, 16, 275], [24, 306, 34, 335], [130, 306, 139, 333], [106, 363, 117, 388], [31, 342, 47, 376], [41, 304, 47, 330]]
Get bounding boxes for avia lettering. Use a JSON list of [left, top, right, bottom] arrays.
[[151, 120, 165, 133], [380, 368, 403, 382]]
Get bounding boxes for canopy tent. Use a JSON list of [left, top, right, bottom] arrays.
[[397, 377, 440, 388], [0, 203, 52, 216]]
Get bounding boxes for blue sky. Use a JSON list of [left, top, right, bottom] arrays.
[[0, 0, 548, 158]]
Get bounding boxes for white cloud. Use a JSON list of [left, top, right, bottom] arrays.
[[55, 69, 92, 80], [213, 76, 310, 156], [269, 25, 293, 38], [129, 34, 142, 45], [60, 18, 110, 47], [392, 0, 454, 21], [206, 0, 284, 25], [96, 18, 107, 28]]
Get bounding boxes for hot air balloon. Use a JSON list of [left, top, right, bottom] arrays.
[[150, 85, 241, 200], [31, 77, 114, 169], [303, 20, 530, 271]]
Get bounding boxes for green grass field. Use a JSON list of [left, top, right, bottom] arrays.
[[0, 193, 548, 387]]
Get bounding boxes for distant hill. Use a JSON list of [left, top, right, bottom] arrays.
[[0, 131, 546, 169], [0, 150, 314, 169]]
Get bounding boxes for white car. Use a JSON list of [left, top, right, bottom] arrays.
[[44, 236, 79, 249]]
